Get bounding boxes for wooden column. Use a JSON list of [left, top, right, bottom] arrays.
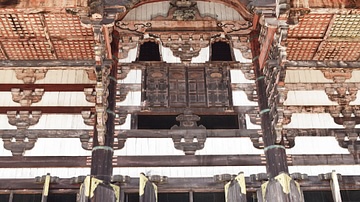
[[250, 18, 288, 179], [250, 15, 304, 202], [88, 24, 120, 201]]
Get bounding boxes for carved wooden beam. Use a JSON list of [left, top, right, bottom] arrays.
[[115, 20, 252, 33]]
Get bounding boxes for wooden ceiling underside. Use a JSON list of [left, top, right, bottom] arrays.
[[287, 13, 360, 61]]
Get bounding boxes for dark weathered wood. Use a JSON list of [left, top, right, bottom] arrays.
[[0, 106, 94, 114], [0, 106, 256, 115], [0, 84, 95, 92], [0, 60, 95, 68], [286, 61, 360, 68], [250, 21, 288, 178], [0, 129, 258, 138], [0, 154, 357, 168], [1, 176, 360, 193], [90, 29, 119, 185], [1, 128, 356, 139]]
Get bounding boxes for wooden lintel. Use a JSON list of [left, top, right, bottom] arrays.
[[1, 175, 360, 192], [232, 83, 360, 91], [0, 84, 95, 92], [0, 60, 95, 68], [0, 154, 357, 168], [0, 128, 356, 139], [115, 21, 224, 32], [258, 27, 277, 70], [0, 106, 94, 114], [0, 106, 256, 115]]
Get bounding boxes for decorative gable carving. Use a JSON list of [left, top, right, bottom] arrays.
[[160, 34, 210, 62], [152, 0, 215, 21]]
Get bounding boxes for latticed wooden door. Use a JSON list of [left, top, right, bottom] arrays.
[[144, 65, 231, 107]]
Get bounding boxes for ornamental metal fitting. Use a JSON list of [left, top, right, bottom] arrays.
[[11, 88, 44, 106], [170, 111, 206, 155]]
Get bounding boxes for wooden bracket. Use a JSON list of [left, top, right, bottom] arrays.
[[170, 111, 206, 155], [11, 88, 44, 106]]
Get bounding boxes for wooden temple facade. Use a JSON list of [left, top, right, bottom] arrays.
[[0, 0, 360, 201]]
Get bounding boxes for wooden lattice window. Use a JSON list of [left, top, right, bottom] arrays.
[[144, 65, 231, 107]]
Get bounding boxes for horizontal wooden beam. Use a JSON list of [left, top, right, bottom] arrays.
[[286, 61, 360, 68], [1, 175, 360, 192], [0, 128, 356, 139], [232, 83, 360, 91], [0, 60, 95, 68], [0, 106, 94, 114], [0, 84, 95, 92], [0, 154, 357, 168], [0, 106, 256, 115]]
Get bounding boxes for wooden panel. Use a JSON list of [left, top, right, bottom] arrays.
[[145, 66, 169, 107], [286, 39, 321, 60], [44, 14, 93, 38], [206, 67, 230, 107], [284, 70, 332, 83], [196, 2, 243, 21], [123, 2, 170, 20], [188, 67, 206, 107], [2, 39, 54, 60], [288, 14, 333, 38], [53, 40, 94, 60], [0, 13, 44, 38], [314, 41, 360, 61], [169, 67, 187, 107], [0, 0, 87, 9]]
